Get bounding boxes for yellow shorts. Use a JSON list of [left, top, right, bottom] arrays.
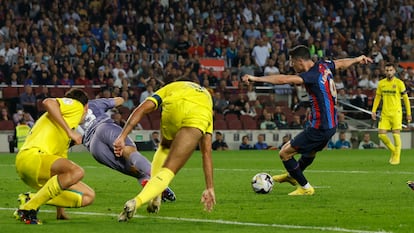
[[378, 113, 402, 130], [15, 148, 63, 189], [160, 99, 213, 140]]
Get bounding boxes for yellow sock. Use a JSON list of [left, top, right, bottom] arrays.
[[393, 133, 401, 157], [151, 146, 169, 176], [135, 168, 175, 207], [378, 134, 395, 152], [22, 175, 62, 210], [46, 190, 83, 208]]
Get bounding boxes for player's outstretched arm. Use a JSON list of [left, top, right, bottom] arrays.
[[334, 55, 373, 70], [199, 133, 216, 212], [113, 100, 156, 156], [242, 74, 303, 85]]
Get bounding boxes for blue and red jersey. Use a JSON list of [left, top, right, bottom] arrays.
[[299, 60, 337, 130]]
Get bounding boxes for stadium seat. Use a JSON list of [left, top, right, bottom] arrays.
[[213, 119, 227, 130], [2, 87, 19, 99], [150, 118, 160, 130], [49, 87, 66, 97], [148, 109, 161, 121], [84, 87, 99, 99], [257, 95, 271, 105], [227, 119, 242, 130], [139, 115, 152, 130], [240, 115, 257, 130], [224, 113, 239, 121], [0, 120, 15, 130], [214, 113, 224, 120]]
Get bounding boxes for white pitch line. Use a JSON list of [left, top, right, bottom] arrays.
[[1, 163, 414, 175], [0, 207, 390, 233]]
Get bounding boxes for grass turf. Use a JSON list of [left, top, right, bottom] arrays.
[[1, 149, 413, 233]]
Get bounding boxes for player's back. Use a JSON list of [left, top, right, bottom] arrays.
[[151, 81, 213, 110], [81, 98, 116, 147], [21, 98, 84, 155]]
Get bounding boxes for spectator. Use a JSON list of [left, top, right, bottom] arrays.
[[35, 86, 52, 101], [251, 38, 270, 71], [149, 131, 160, 151], [260, 112, 277, 130], [0, 107, 11, 121], [213, 92, 229, 114], [337, 88, 351, 109], [23, 112, 35, 128], [246, 83, 257, 101], [350, 87, 369, 118], [278, 134, 292, 150], [276, 113, 289, 129], [212, 132, 229, 151], [337, 112, 349, 130], [13, 118, 31, 152], [0, 55, 10, 84], [112, 112, 126, 128], [254, 134, 269, 150], [239, 135, 253, 150], [139, 84, 154, 104], [240, 102, 257, 118], [19, 85, 37, 119], [289, 115, 304, 129], [121, 90, 135, 110], [358, 133, 379, 149], [334, 132, 352, 149]]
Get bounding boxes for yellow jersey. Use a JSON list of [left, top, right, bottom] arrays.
[[20, 98, 85, 156], [374, 77, 408, 117], [147, 81, 213, 135]]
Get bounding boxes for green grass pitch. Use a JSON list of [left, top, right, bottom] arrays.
[[1, 149, 414, 233]]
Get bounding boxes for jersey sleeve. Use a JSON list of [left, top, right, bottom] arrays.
[[56, 98, 84, 129], [147, 86, 168, 109]]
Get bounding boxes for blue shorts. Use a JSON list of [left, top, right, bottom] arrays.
[[290, 127, 336, 155]]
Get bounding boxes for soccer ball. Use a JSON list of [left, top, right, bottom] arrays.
[[251, 173, 274, 194]]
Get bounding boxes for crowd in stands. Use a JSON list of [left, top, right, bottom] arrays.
[[0, 0, 413, 132]]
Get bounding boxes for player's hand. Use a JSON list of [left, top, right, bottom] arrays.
[[113, 137, 125, 157], [68, 130, 83, 145], [241, 74, 253, 84], [358, 55, 373, 65], [407, 115, 412, 123], [371, 112, 377, 121], [201, 188, 216, 212]]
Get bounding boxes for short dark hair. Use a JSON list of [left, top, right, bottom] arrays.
[[384, 62, 395, 68], [289, 45, 311, 60], [64, 88, 89, 106]]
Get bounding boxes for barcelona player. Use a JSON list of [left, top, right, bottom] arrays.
[[243, 45, 372, 195], [114, 81, 215, 222], [15, 89, 94, 224], [371, 63, 411, 165]]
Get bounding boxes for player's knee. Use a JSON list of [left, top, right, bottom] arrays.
[[81, 189, 95, 207], [278, 150, 290, 161], [69, 166, 85, 182]]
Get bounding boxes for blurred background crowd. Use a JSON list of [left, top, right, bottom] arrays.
[[0, 0, 414, 131]]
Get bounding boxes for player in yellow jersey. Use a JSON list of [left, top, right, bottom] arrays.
[[14, 89, 95, 224], [114, 81, 216, 222], [371, 63, 412, 165]]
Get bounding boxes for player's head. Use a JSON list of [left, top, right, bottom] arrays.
[[384, 63, 396, 80], [289, 45, 311, 73], [65, 88, 89, 106]]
